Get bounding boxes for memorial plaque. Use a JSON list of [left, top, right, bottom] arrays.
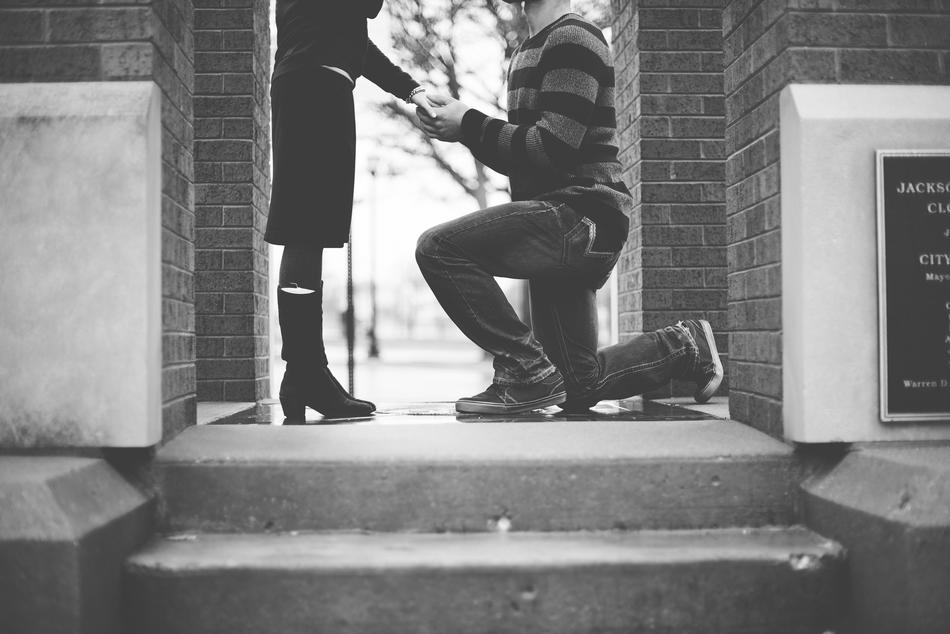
[[877, 151, 950, 422]]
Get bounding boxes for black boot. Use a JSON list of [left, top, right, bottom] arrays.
[[277, 287, 376, 421]]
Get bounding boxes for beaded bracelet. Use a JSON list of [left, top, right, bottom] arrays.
[[406, 86, 426, 104]]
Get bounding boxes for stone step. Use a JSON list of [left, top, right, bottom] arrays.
[[156, 421, 798, 533], [125, 527, 845, 634]]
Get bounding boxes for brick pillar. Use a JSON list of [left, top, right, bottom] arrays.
[[723, 1, 950, 436], [611, 0, 728, 399], [193, 0, 270, 402], [0, 0, 197, 440]]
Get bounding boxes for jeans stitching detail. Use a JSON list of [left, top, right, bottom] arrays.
[[419, 238, 553, 386], [440, 203, 559, 244], [420, 248, 520, 383], [589, 348, 688, 392], [549, 303, 578, 380], [581, 217, 619, 258]]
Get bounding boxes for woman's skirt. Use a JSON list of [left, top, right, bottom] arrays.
[[265, 66, 356, 248]]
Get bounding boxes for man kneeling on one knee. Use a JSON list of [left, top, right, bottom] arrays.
[[416, 0, 722, 414]]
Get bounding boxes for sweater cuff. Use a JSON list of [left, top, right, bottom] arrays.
[[396, 78, 421, 103], [460, 109, 488, 147]]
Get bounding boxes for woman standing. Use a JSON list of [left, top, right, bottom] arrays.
[[267, 0, 433, 421]]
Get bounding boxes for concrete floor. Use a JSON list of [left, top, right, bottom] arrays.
[[199, 339, 729, 426], [198, 396, 729, 426]]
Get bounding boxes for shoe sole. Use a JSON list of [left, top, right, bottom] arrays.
[[455, 391, 567, 415], [694, 319, 723, 404]]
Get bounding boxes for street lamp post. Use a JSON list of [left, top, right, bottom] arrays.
[[367, 155, 380, 359]]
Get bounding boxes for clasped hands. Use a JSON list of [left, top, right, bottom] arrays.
[[412, 91, 468, 143]]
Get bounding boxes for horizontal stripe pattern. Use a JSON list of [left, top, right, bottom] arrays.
[[459, 14, 631, 250]]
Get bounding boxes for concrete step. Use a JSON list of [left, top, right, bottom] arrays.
[[156, 421, 798, 533], [125, 527, 845, 634]]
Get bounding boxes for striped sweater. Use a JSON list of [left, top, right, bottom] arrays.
[[460, 14, 632, 250]]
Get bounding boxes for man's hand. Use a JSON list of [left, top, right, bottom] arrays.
[[417, 93, 469, 143]]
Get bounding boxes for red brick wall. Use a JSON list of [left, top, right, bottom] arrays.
[[193, 0, 270, 402], [724, 0, 950, 436], [611, 0, 729, 399], [0, 0, 197, 440]]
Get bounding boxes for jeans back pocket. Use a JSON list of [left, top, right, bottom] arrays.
[[562, 215, 621, 288]]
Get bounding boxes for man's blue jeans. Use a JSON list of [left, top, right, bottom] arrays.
[[416, 200, 697, 400]]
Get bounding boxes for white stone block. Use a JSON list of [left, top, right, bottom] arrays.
[[781, 84, 950, 443], [0, 82, 162, 447]]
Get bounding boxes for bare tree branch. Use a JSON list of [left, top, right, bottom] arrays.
[[373, 0, 523, 208]]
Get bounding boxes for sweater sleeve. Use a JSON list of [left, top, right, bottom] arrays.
[[460, 25, 606, 177], [362, 39, 419, 101], [359, 0, 384, 18]]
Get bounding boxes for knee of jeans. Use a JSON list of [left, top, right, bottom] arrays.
[[415, 226, 446, 264]]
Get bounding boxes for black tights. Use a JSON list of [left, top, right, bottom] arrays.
[[279, 246, 323, 291]]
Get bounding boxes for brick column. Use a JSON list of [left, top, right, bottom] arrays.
[[611, 0, 728, 399], [723, 1, 950, 435], [0, 0, 197, 440], [193, 0, 270, 402]]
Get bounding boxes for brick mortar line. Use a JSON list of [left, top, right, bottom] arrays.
[[153, 49, 195, 134], [641, 138, 726, 142], [723, 64, 784, 112], [162, 293, 193, 304], [162, 263, 196, 277], [725, 124, 777, 160], [163, 360, 197, 369], [727, 230, 781, 253], [160, 220, 195, 245], [781, 10, 950, 17], [722, 7, 788, 71], [195, 71, 263, 77], [775, 45, 950, 52], [726, 45, 949, 108], [641, 94, 725, 98], [643, 179, 727, 184], [726, 191, 780, 218], [726, 179, 782, 206], [730, 295, 781, 306], [161, 393, 195, 406], [722, 4, 780, 41], [728, 387, 783, 401], [640, 47, 722, 53], [728, 262, 780, 273], [0, 4, 160, 11], [725, 161, 778, 192], [638, 28, 722, 34], [639, 70, 724, 74], [643, 222, 727, 228], [725, 125, 778, 165]]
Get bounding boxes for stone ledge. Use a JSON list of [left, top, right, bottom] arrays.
[[0, 457, 153, 634], [156, 421, 798, 533], [126, 527, 844, 634], [802, 445, 950, 634], [0, 81, 162, 448]]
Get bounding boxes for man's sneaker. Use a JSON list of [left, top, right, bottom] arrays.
[[456, 372, 567, 414], [679, 319, 723, 404]]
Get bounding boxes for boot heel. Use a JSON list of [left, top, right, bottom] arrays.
[[279, 395, 306, 422]]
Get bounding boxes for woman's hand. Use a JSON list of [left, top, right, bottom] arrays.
[[410, 89, 437, 119], [417, 93, 469, 143]]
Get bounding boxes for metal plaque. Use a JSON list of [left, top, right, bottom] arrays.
[[877, 150, 950, 422]]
